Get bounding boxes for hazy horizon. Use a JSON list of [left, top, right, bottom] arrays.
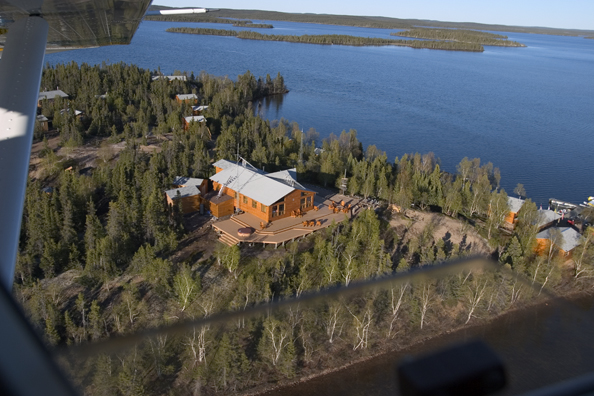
[[152, 0, 594, 31]]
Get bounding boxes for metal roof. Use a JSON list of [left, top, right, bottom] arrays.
[[213, 159, 237, 171], [210, 163, 296, 207], [507, 197, 524, 213], [38, 90, 68, 100], [36, 115, 48, 122], [267, 168, 307, 190], [152, 75, 187, 81], [165, 185, 201, 199], [184, 116, 205, 123], [536, 227, 582, 252], [192, 105, 209, 112], [177, 93, 197, 100], [537, 209, 562, 227], [173, 176, 204, 186]]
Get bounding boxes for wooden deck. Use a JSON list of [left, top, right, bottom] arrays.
[[212, 193, 361, 247]]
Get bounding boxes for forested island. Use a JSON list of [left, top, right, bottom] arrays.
[[392, 28, 526, 47], [147, 7, 594, 37], [19, 62, 594, 395], [166, 27, 485, 52]]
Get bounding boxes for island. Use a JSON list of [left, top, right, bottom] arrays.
[[166, 27, 486, 52], [392, 28, 526, 47]]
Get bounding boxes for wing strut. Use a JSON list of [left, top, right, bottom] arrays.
[[0, 16, 48, 291]]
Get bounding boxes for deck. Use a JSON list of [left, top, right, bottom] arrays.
[[212, 192, 362, 247]]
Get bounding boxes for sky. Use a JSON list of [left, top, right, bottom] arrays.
[[152, 0, 594, 31]]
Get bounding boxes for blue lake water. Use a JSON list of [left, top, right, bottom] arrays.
[[46, 21, 594, 205]]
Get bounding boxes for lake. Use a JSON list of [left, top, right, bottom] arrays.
[[45, 20, 594, 205]]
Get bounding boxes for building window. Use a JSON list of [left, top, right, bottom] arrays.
[[301, 191, 307, 197], [243, 195, 248, 204], [300, 198, 306, 210], [252, 199, 257, 208], [261, 204, 266, 213], [278, 203, 285, 216], [307, 196, 312, 207], [234, 192, 238, 200]]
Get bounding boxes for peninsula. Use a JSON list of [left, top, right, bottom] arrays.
[[21, 61, 594, 396]]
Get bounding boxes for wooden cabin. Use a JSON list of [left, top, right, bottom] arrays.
[[165, 185, 202, 214], [38, 90, 69, 107], [165, 177, 209, 214], [182, 116, 205, 130], [209, 159, 316, 223], [172, 176, 208, 195], [505, 197, 524, 224], [152, 75, 187, 82], [176, 93, 198, 104], [192, 105, 209, 115], [36, 115, 49, 132], [535, 227, 582, 258]]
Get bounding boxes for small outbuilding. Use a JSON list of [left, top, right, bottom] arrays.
[[505, 197, 524, 224], [36, 115, 49, 132], [165, 185, 202, 214]]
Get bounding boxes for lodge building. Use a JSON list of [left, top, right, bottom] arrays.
[[209, 159, 316, 223]]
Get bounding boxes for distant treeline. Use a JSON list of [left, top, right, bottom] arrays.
[[145, 15, 273, 28], [147, 8, 594, 37], [149, 10, 412, 29], [166, 27, 485, 52], [586, 36, 594, 39], [392, 28, 526, 47]]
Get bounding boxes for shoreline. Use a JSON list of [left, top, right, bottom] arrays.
[[242, 288, 594, 396]]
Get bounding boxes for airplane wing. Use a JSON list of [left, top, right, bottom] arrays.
[[0, 0, 152, 49]]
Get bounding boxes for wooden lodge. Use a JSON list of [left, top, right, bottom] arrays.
[[176, 93, 197, 104], [209, 159, 316, 223]]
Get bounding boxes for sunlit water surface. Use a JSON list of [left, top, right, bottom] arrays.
[[46, 20, 594, 204]]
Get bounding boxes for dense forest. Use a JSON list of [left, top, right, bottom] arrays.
[[166, 27, 485, 52], [392, 28, 526, 47], [146, 7, 594, 37], [16, 62, 594, 395]]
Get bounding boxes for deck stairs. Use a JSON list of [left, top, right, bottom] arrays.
[[218, 232, 240, 246]]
